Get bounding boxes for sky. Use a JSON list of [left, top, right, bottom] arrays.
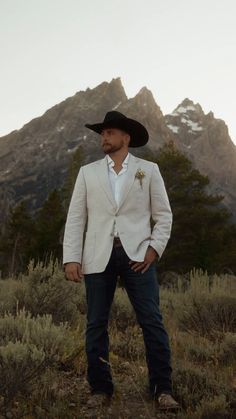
[[1, 0, 236, 144]]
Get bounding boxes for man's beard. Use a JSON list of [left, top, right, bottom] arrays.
[[102, 142, 124, 154]]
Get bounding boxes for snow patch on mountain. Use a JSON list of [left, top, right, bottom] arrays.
[[180, 117, 203, 132], [167, 124, 179, 134], [173, 105, 197, 115]]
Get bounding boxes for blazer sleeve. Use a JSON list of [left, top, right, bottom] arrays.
[[149, 163, 172, 259], [63, 167, 87, 265]]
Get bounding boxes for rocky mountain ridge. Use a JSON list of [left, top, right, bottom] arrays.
[[165, 98, 236, 210], [0, 77, 236, 225]]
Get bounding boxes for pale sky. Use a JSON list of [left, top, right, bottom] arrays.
[[1, 0, 236, 144]]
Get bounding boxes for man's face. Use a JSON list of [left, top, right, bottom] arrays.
[[100, 127, 130, 154]]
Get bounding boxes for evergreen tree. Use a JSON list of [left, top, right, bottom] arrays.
[[33, 189, 66, 264], [0, 200, 35, 277], [145, 142, 236, 274], [0, 147, 85, 276]]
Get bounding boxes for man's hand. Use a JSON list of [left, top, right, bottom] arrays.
[[64, 262, 84, 282], [129, 246, 159, 274]]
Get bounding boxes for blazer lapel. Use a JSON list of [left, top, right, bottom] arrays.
[[96, 156, 118, 208], [117, 153, 140, 210]]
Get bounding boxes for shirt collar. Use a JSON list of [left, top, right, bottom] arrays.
[[106, 152, 130, 167]]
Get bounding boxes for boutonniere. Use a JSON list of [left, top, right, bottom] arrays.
[[135, 168, 145, 188]]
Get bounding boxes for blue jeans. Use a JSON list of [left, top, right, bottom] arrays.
[[84, 244, 173, 397]]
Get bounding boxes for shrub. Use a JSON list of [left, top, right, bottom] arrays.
[[0, 308, 76, 406], [110, 325, 145, 360], [178, 296, 236, 337], [20, 259, 84, 325], [174, 270, 236, 338], [177, 395, 232, 419], [177, 294, 236, 338], [192, 394, 231, 419], [218, 333, 236, 365], [186, 340, 216, 365], [0, 341, 45, 403], [0, 278, 25, 316], [172, 363, 233, 410]]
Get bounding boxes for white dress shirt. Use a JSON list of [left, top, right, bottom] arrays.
[[106, 152, 130, 237]]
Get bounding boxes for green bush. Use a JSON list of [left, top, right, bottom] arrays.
[[0, 308, 76, 406], [218, 332, 236, 365], [177, 395, 232, 419], [20, 259, 84, 325], [0, 278, 25, 316], [177, 294, 236, 337], [173, 270, 236, 338], [172, 363, 233, 410], [110, 325, 145, 360], [194, 394, 231, 419], [186, 340, 216, 365], [0, 341, 45, 403]]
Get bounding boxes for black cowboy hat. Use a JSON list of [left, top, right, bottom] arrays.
[[85, 111, 149, 147]]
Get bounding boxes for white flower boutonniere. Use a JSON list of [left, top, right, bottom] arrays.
[[135, 168, 145, 188]]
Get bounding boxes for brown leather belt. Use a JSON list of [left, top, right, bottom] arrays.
[[113, 236, 123, 248]]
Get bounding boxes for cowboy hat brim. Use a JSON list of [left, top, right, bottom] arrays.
[[85, 117, 148, 147]]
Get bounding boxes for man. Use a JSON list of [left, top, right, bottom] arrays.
[[63, 111, 180, 411]]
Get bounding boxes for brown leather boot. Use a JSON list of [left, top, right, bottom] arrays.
[[156, 393, 181, 411]]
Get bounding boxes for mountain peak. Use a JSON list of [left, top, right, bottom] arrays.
[[136, 86, 155, 101], [165, 98, 206, 140], [172, 98, 204, 116], [128, 86, 163, 118], [180, 98, 195, 107], [85, 77, 124, 91], [83, 77, 127, 102], [138, 85, 151, 94]]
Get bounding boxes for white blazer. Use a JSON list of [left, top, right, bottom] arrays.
[[63, 152, 172, 274]]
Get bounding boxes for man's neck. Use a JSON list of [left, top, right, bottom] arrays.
[[108, 150, 129, 167]]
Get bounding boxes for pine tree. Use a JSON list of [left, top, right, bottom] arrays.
[[145, 142, 236, 274], [33, 189, 66, 264], [0, 147, 85, 276], [32, 146, 85, 265], [0, 200, 35, 277]]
